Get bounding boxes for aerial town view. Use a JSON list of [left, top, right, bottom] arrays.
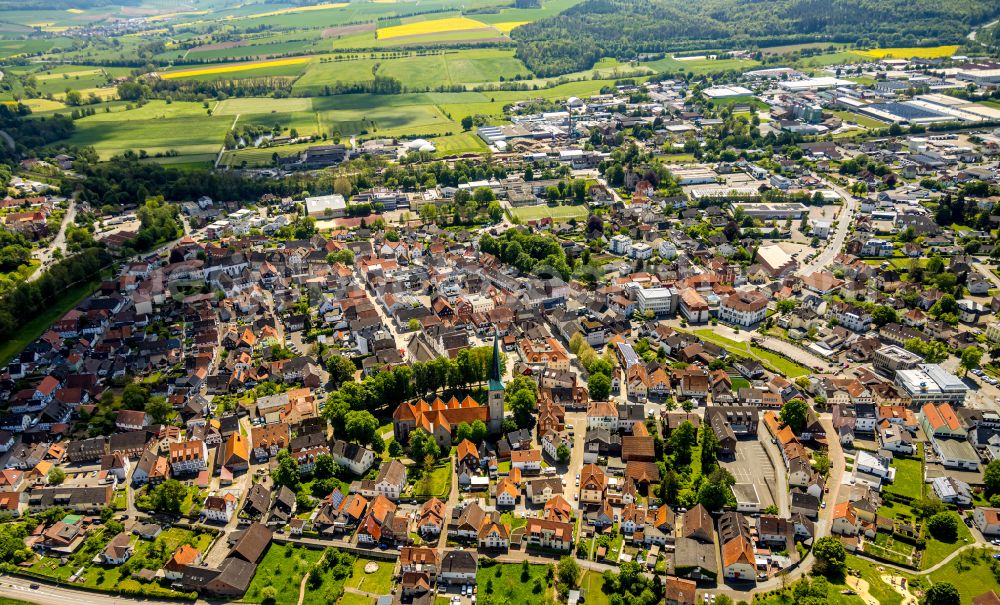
[[1, 1, 1000, 605]]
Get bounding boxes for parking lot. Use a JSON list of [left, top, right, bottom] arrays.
[[438, 581, 477, 605], [722, 440, 777, 511]]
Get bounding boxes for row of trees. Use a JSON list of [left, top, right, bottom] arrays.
[[0, 246, 110, 343]]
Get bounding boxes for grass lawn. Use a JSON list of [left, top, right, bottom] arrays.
[[500, 511, 527, 531], [0, 278, 99, 366], [832, 110, 888, 129], [749, 345, 811, 378], [244, 543, 323, 604], [885, 456, 923, 500], [928, 547, 1000, 603], [476, 563, 553, 602], [510, 204, 588, 223], [433, 131, 488, 155], [731, 377, 751, 390], [688, 330, 811, 378], [922, 515, 973, 569], [877, 498, 916, 520], [579, 572, 610, 605], [410, 460, 452, 499], [345, 558, 394, 594], [338, 593, 374, 605]]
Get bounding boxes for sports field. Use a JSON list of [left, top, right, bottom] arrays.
[[510, 204, 589, 223]]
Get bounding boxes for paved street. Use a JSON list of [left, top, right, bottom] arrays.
[[796, 178, 859, 276], [0, 576, 208, 605], [30, 198, 76, 281]]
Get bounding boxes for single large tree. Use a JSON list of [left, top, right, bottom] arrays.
[[960, 345, 983, 377], [588, 372, 612, 401], [923, 582, 960, 605], [812, 536, 847, 577], [779, 398, 810, 434], [985, 459, 1000, 495]]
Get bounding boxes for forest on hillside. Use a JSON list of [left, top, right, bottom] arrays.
[[511, 0, 1000, 75]]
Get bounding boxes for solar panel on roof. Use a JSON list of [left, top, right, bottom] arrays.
[[329, 491, 344, 508]]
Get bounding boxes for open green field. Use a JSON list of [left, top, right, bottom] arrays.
[[65, 100, 232, 159], [237, 111, 322, 136], [476, 563, 553, 603], [474, 0, 586, 25], [688, 328, 812, 377], [795, 50, 868, 68], [510, 204, 588, 223], [184, 38, 321, 62], [68, 115, 230, 159], [0, 37, 71, 59], [344, 558, 393, 594], [293, 49, 531, 93], [885, 455, 923, 500], [640, 55, 760, 75], [214, 97, 314, 115], [832, 110, 888, 129], [927, 547, 1000, 603], [433, 132, 489, 155], [410, 459, 452, 498], [244, 543, 323, 604], [338, 593, 374, 605], [579, 572, 611, 605], [759, 42, 851, 55], [922, 514, 973, 569]]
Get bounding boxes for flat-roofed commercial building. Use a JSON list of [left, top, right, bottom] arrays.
[[305, 194, 346, 218], [731, 202, 809, 220], [896, 364, 968, 405], [635, 287, 677, 317], [872, 345, 923, 377]]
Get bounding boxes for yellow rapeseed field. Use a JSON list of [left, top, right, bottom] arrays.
[[378, 16, 490, 40], [147, 10, 210, 22], [159, 57, 309, 79], [491, 21, 528, 34], [859, 45, 959, 59], [65, 9, 84, 14], [230, 3, 349, 20]]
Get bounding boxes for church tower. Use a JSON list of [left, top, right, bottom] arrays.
[[487, 332, 505, 434]]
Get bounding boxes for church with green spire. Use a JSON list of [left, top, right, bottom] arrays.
[[487, 332, 504, 434]]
